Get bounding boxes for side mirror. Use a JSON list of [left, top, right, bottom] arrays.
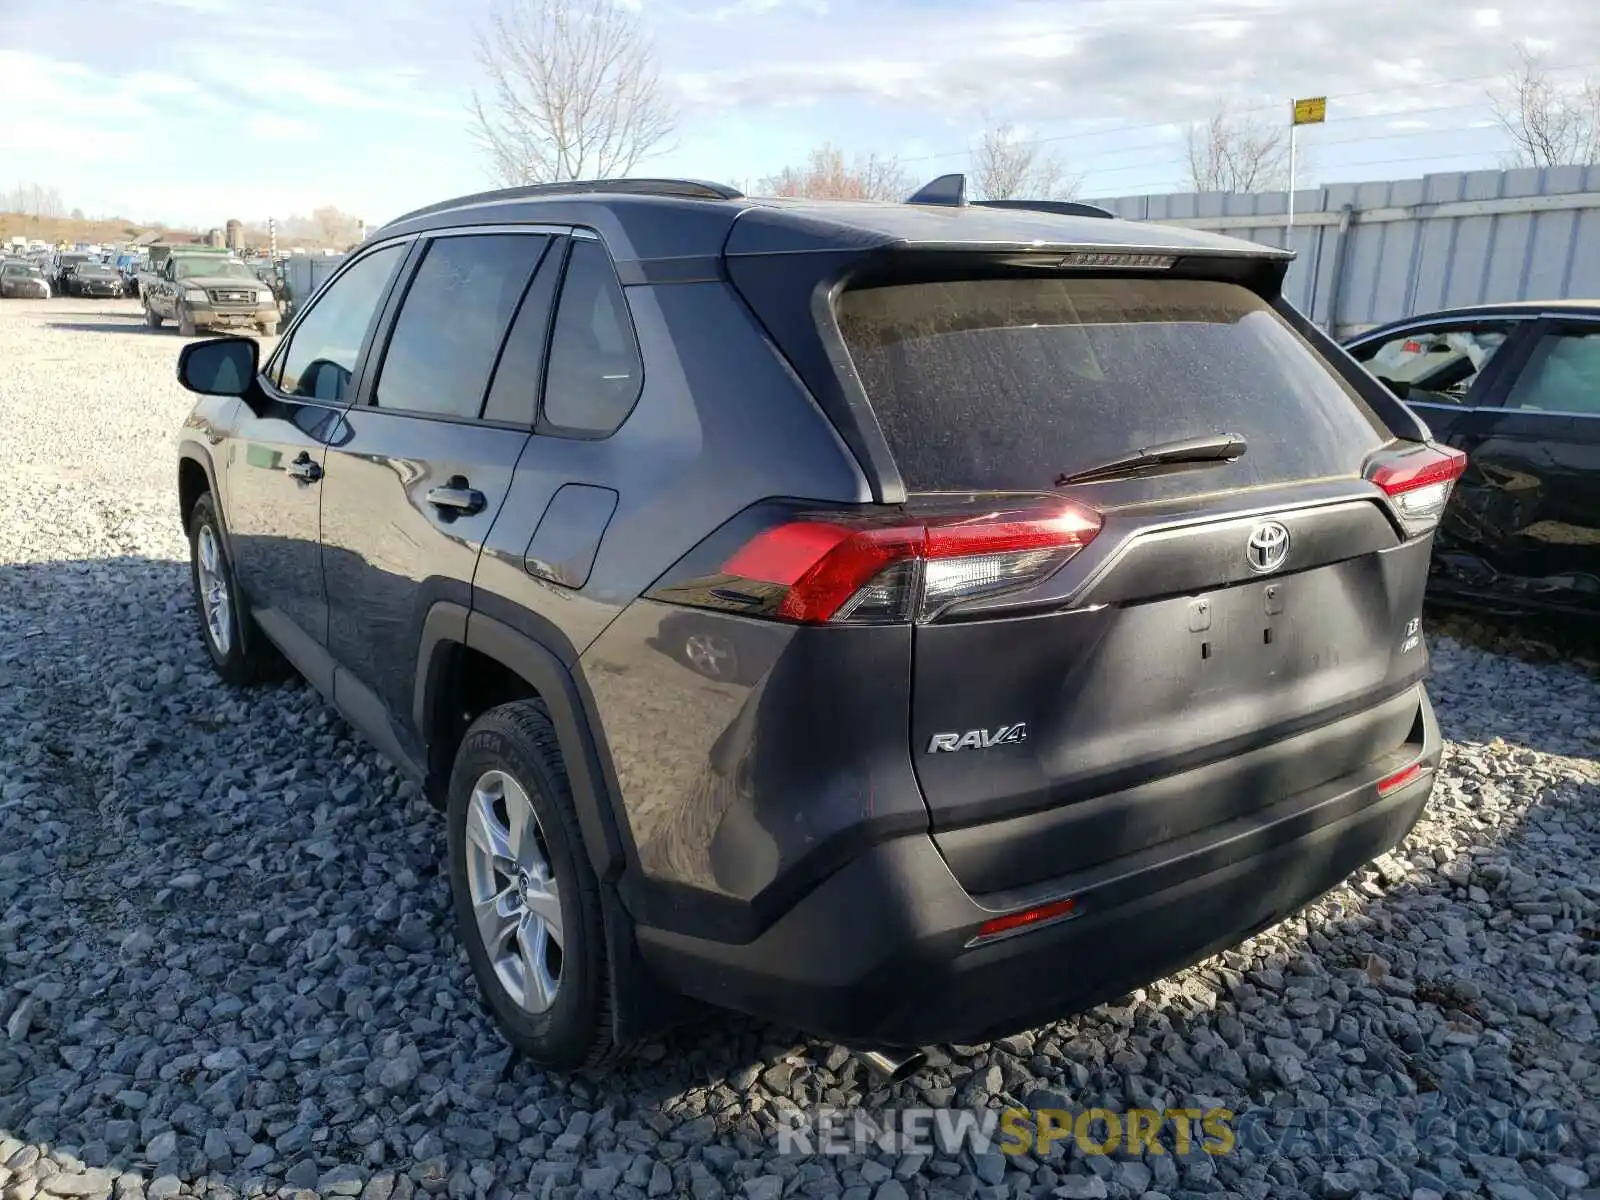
[[178, 337, 258, 397]]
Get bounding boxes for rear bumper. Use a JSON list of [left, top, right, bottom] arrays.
[[636, 688, 1441, 1047]]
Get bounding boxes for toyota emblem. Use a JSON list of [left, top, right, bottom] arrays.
[[1246, 521, 1290, 574]]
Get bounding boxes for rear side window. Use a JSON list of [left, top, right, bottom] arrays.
[[374, 233, 550, 420], [482, 242, 564, 426], [1502, 329, 1600, 414], [835, 276, 1387, 494], [539, 239, 642, 438]]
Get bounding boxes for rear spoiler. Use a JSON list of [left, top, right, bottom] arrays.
[[905, 173, 1115, 220]]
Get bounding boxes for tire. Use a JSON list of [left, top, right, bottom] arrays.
[[447, 701, 619, 1071], [186, 493, 286, 685], [177, 307, 197, 337], [144, 303, 162, 329]]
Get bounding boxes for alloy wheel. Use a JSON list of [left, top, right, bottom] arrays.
[[462, 769, 563, 1013], [194, 523, 232, 656]]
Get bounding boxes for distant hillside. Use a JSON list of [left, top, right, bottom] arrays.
[[0, 212, 351, 251]]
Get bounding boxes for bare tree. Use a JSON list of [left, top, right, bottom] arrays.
[[971, 123, 1080, 200], [277, 207, 363, 247], [1, 183, 67, 217], [1184, 107, 1289, 193], [1490, 43, 1600, 168], [758, 144, 911, 201], [470, 0, 676, 185]]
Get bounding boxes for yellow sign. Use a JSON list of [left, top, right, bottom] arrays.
[[1293, 96, 1327, 125]]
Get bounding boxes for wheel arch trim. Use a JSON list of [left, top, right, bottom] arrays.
[[176, 443, 222, 532], [414, 604, 630, 883]]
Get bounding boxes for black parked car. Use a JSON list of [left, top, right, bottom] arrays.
[[173, 175, 1456, 1073], [0, 260, 51, 298], [52, 253, 89, 292], [1346, 301, 1600, 616], [67, 262, 125, 298]]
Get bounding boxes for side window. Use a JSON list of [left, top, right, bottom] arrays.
[[275, 244, 404, 401], [482, 240, 564, 426], [1352, 323, 1513, 405], [373, 233, 550, 420], [540, 238, 643, 438], [1502, 329, 1600, 415]]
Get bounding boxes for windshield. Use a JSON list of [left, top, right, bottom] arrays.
[[175, 258, 257, 281], [3, 265, 43, 279], [836, 275, 1387, 497]]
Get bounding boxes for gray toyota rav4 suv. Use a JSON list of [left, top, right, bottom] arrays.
[[173, 176, 1459, 1074]]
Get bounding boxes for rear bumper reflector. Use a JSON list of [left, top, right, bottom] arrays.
[[1376, 762, 1425, 796], [967, 896, 1078, 947]]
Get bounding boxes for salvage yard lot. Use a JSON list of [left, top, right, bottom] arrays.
[[0, 296, 1597, 1200]]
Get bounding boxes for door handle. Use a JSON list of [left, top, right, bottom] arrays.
[[286, 453, 322, 483], [426, 476, 486, 516]]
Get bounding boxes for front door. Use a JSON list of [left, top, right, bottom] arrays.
[[317, 230, 558, 757], [224, 243, 407, 687]]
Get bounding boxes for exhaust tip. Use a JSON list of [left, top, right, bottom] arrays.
[[856, 1048, 928, 1084]]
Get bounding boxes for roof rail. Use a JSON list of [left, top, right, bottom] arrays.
[[382, 178, 745, 229], [973, 198, 1116, 219]]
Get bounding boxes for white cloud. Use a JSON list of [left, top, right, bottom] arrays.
[[244, 115, 321, 140], [0, 51, 199, 158], [8, 0, 1600, 223], [702, 0, 828, 21]]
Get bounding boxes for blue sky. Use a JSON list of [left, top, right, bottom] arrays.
[[2, 0, 1597, 227]]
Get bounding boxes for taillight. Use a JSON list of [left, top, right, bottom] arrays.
[[656, 503, 1102, 626], [1367, 443, 1467, 536]]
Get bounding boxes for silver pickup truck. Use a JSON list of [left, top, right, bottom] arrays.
[[142, 253, 280, 337]]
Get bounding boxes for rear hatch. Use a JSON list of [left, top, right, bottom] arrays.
[[828, 271, 1442, 893]]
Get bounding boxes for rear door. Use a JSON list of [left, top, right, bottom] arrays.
[[1347, 315, 1536, 594], [832, 272, 1436, 890], [1445, 317, 1600, 610], [317, 228, 555, 760]]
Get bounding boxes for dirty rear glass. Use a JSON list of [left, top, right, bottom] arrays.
[[835, 276, 1388, 494]]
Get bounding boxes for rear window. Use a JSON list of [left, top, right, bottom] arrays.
[[835, 276, 1387, 494]]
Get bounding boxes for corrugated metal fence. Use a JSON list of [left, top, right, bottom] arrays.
[[1092, 165, 1600, 336]]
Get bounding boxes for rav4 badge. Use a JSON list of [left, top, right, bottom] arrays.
[[927, 723, 1029, 753]]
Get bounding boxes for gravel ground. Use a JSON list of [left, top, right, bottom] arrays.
[[1, 296, 1597, 1200]]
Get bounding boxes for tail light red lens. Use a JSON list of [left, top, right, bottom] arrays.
[[701, 503, 1102, 625], [1367, 444, 1467, 536]]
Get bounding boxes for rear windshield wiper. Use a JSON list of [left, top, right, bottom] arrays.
[[1054, 433, 1248, 487]]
